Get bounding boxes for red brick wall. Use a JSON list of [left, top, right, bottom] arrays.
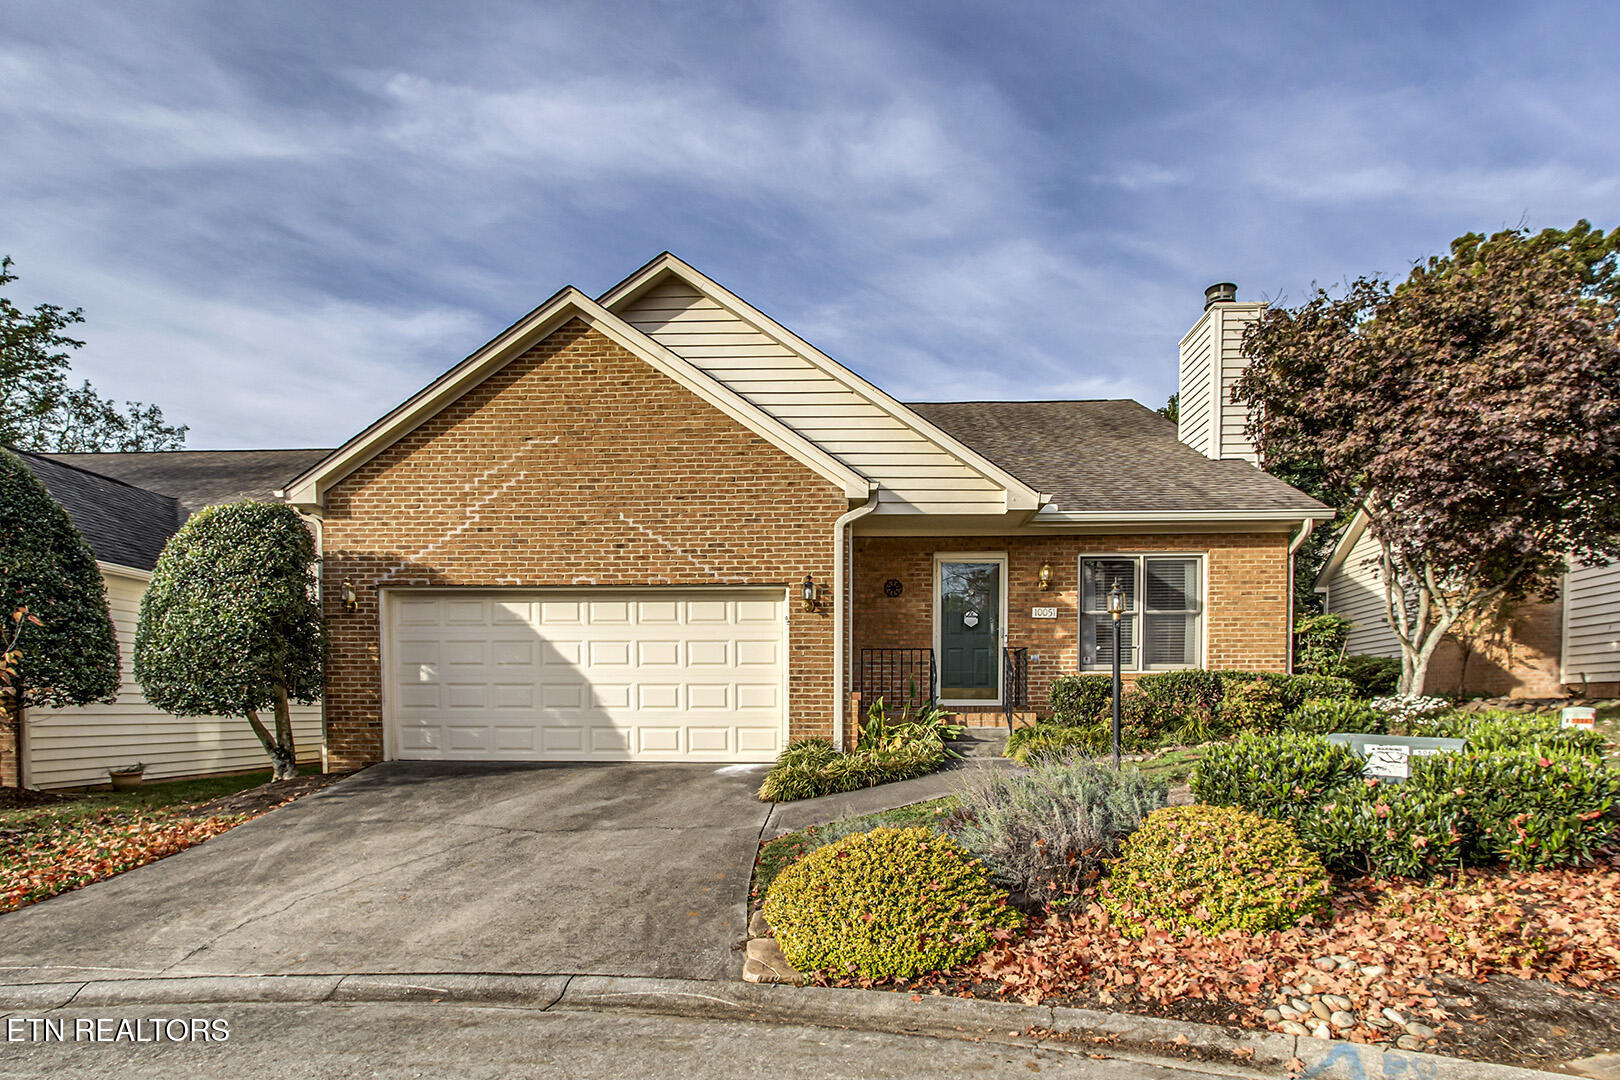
[[319, 319, 848, 767], [852, 532, 1292, 711]]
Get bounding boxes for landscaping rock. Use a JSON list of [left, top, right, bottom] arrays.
[[1330, 1011, 1356, 1030], [1278, 1006, 1300, 1021], [1308, 1021, 1334, 1040], [1322, 994, 1352, 1013], [742, 938, 804, 986], [1313, 956, 1337, 972], [748, 909, 770, 938], [1262, 1009, 1282, 1024], [1382, 1007, 1406, 1027], [1404, 1022, 1436, 1042], [1291, 997, 1310, 1014], [1279, 1020, 1310, 1037], [1310, 1000, 1333, 1022], [1359, 964, 1386, 977], [1396, 1034, 1423, 1051], [1565, 1052, 1620, 1080]]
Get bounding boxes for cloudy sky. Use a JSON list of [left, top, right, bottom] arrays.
[[4, 1, 1616, 449]]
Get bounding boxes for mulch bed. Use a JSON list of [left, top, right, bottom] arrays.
[[188, 771, 351, 818], [821, 854, 1620, 1071], [0, 787, 72, 811]]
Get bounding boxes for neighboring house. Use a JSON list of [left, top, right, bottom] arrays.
[[283, 256, 1330, 766], [1316, 510, 1620, 698], [8, 449, 331, 789]]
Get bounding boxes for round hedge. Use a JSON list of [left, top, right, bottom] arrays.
[[762, 826, 1021, 978], [1101, 805, 1330, 936]]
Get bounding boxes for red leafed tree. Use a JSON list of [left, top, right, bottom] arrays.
[[1234, 223, 1620, 694]]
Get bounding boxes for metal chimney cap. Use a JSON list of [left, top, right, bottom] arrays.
[[1204, 282, 1238, 309]]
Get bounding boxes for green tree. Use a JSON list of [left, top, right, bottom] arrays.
[[0, 449, 121, 783], [1156, 391, 1178, 424], [1, 256, 187, 451], [135, 502, 325, 780], [1235, 222, 1620, 694]]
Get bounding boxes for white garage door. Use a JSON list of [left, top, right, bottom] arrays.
[[387, 589, 786, 762]]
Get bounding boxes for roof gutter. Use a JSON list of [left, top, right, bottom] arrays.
[[1029, 507, 1335, 526], [833, 488, 881, 752]]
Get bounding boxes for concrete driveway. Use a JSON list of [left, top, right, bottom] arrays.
[[0, 762, 774, 985]]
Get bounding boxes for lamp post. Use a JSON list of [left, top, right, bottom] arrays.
[[1107, 581, 1125, 770]]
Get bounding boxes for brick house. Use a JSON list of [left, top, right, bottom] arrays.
[[283, 257, 1329, 768]]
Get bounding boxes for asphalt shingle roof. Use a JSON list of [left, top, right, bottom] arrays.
[[906, 400, 1328, 515], [12, 450, 186, 572], [41, 449, 332, 513]]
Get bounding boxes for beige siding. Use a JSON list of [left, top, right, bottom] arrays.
[[617, 279, 1005, 514], [24, 569, 323, 790], [1177, 323, 1213, 455], [1563, 561, 1620, 684], [1322, 527, 1401, 657], [1216, 304, 1263, 463]]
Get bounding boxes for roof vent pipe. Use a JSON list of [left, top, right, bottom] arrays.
[[1204, 282, 1237, 309]]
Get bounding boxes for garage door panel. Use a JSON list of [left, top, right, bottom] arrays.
[[389, 589, 785, 762]]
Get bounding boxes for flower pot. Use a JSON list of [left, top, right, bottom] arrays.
[[108, 770, 145, 791]]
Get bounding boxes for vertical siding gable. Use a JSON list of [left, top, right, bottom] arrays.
[[1322, 526, 1402, 658], [617, 279, 1006, 514], [1563, 562, 1620, 682]]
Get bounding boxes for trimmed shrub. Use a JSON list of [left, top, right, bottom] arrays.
[[1295, 778, 1470, 878], [1089, 688, 1164, 750], [763, 827, 1021, 978], [1287, 697, 1386, 736], [1101, 805, 1330, 935], [1135, 670, 1224, 717], [1221, 677, 1286, 733], [1005, 722, 1107, 763], [1294, 613, 1351, 677], [1191, 732, 1363, 820], [1340, 654, 1401, 698], [1049, 674, 1113, 725], [951, 759, 1167, 901], [757, 740, 943, 802], [1407, 709, 1607, 757]]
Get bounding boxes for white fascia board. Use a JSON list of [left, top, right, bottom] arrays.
[[1311, 509, 1369, 593], [284, 286, 872, 508], [97, 561, 153, 582], [598, 253, 1044, 512], [1029, 506, 1336, 528]]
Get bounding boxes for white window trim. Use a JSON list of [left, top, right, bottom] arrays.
[[1077, 553, 1208, 674], [933, 552, 1009, 707]]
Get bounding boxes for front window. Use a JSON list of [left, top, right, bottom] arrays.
[[1080, 556, 1202, 671]]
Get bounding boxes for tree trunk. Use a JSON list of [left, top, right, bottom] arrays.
[[271, 685, 298, 782], [245, 707, 298, 783]]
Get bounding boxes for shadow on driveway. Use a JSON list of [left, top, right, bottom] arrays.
[[0, 761, 773, 985]]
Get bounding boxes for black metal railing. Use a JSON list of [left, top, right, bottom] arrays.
[[858, 648, 936, 708], [1003, 647, 1029, 731]]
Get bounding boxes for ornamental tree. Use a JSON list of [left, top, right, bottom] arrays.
[[1235, 222, 1620, 694], [135, 502, 324, 780], [0, 449, 121, 782]]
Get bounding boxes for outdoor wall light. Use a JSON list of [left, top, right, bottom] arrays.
[[1037, 562, 1053, 591], [800, 574, 817, 612], [340, 581, 359, 613]]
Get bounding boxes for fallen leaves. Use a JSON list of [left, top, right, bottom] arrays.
[[0, 811, 243, 912]]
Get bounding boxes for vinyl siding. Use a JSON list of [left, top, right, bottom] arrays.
[[1216, 305, 1263, 463], [1322, 526, 1401, 658], [616, 279, 1005, 514], [1563, 561, 1620, 683], [1177, 324, 1213, 455], [24, 569, 323, 790]]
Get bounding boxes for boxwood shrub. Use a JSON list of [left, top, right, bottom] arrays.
[[763, 827, 1021, 978], [1048, 674, 1113, 725], [1100, 805, 1330, 935], [1191, 732, 1363, 820], [1407, 710, 1607, 756]]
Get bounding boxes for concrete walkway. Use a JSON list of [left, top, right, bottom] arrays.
[[0, 761, 774, 985]]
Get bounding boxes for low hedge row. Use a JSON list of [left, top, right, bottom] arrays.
[[756, 738, 945, 802], [1193, 729, 1620, 875]]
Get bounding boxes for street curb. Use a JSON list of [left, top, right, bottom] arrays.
[[0, 972, 1557, 1079]]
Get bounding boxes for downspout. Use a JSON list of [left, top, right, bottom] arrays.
[[833, 486, 880, 751], [1286, 518, 1316, 674]]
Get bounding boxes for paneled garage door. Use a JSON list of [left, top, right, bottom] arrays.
[[386, 589, 787, 762]]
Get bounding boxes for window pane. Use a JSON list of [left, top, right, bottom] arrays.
[[1145, 558, 1198, 613], [1144, 613, 1197, 668], [1081, 613, 1134, 669], [1082, 558, 1137, 613]]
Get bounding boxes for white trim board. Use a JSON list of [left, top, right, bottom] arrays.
[[283, 285, 872, 509]]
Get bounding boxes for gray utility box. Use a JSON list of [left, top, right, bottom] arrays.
[[1324, 733, 1468, 781]]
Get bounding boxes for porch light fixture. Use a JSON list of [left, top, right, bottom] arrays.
[[1037, 562, 1053, 591], [340, 581, 358, 614], [1107, 581, 1125, 770], [800, 574, 817, 613]]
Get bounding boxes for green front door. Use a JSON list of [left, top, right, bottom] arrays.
[[939, 559, 1002, 701]]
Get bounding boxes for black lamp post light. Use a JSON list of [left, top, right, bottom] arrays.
[[1107, 580, 1126, 769]]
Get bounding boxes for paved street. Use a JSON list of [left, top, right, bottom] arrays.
[[0, 1001, 1266, 1080]]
